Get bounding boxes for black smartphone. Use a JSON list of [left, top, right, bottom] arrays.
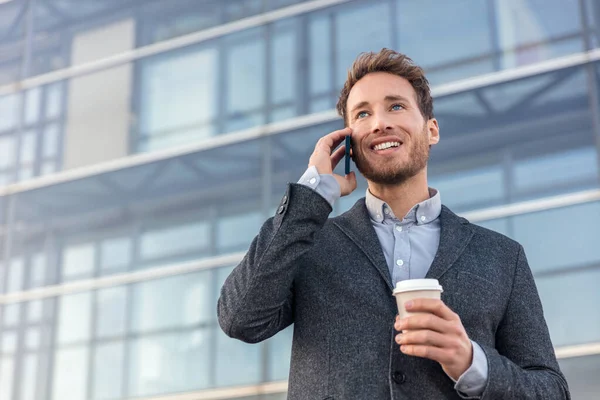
[[345, 135, 352, 175]]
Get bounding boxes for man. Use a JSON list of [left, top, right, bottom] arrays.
[[217, 49, 570, 399]]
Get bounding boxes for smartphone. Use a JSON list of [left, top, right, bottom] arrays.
[[344, 135, 352, 175]]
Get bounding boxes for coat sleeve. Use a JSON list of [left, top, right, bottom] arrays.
[[217, 183, 332, 343], [479, 244, 571, 399]]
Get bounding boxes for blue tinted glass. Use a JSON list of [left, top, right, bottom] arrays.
[[52, 346, 89, 400], [559, 354, 600, 400], [93, 341, 124, 400], [128, 329, 210, 396], [335, 1, 393, 88], [475, 218, 510, 237], [271, 19, 298, 107], [216, 211, 263, 253], [537, 268, 600, 347], [397, 0, 494, 83], [512, 202, 600, 275], [0, 356, 15, 400], [57, 292, 92, 344], [96, 286, 127, 338], [267, 325, 293, 381], [215, 328, 262, 386], [309, 15, 332, 96]]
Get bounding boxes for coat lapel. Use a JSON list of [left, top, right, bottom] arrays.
[[333, 199, 393, 290], [426, 205, 474, 280]]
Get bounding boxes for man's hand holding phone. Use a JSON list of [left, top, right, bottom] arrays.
[[308, 127, 357, 196]]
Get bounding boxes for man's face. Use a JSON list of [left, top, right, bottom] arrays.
[[346, 72, 439, 185]]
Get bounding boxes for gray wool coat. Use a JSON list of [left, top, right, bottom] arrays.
[[217, 184, 570, 400]]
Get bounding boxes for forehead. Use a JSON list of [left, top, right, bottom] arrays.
[[347, 72, 417, 108]]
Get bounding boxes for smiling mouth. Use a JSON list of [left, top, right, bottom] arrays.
[[372, 141, 402, 151]]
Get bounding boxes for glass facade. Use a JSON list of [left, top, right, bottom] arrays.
[[0, 0, 599, 399]]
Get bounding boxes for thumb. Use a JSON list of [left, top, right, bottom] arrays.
[[339, 171, 357, 196]]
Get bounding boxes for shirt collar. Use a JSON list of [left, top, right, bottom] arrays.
[[365, 187, 441, 225]]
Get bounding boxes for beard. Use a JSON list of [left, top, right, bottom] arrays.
[[353, 125, 430, 185]]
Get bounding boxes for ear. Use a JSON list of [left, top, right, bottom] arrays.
[[427, 118, 440, 146]]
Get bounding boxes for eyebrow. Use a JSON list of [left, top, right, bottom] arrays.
[[349, 95, 412, 115]]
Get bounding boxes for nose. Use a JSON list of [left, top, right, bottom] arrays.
[[371, 113, 393, 134]]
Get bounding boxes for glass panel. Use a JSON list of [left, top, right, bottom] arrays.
[[43, 124, 60, 158], [215, 328, 261, 387], [397, 0, 495, 84], [96, 286, 127, 338], [271, 19, 298, 108], [7, 257, 24, 293], [309, 15, 332, 97], [267, 325, 293, 381], [513, 202, 600, 275], [21, 353, 39, 400], [30, 252, 47, 288], [0, 356, 14, 400], [27, 299, 44, 322], [25, 87, 42, 125], [0, 94, 19, 133], [138, 45, 218, 151], [25, 327, 41, 350], [0, 135, 16, 170], [52, 346, 89, 400], [538, 268, 600, 347], [93, 341, 124, 400], [140, 221, 210, 261], [45, 82, 63, 120], [100, 236, 131, 273], [335, 1, 393, 88], [2, 303, 20, 327], [216, 211, 263, 253], [225, 28, 266, 132], [62, 242, 95, 281], [128, 329, 210, 397], [559, 354, 600, 400], [131, 271, 212, 333], [57, 292, 92, 344], [20, 130, 37, 164], [1, 331, 17, 354]]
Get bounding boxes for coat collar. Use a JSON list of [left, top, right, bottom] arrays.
[[333, 199, 473, 290]]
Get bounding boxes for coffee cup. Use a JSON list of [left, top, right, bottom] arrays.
[[392, 279, 443, 330]]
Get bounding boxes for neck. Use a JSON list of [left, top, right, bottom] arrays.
[[367, 169, 431, 219]]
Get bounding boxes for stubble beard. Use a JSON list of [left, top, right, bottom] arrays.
[[353, 126, 430, 186]]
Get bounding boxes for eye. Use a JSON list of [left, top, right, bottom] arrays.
[[356, 111, 369, 119], [391, 104, 404, 111]]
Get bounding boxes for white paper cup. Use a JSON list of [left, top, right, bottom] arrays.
[[392, 279, 443, 331]]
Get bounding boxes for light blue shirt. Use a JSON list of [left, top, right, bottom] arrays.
[[298, 166, 488, 399]]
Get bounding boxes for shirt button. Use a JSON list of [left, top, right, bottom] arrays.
[[384, 208, 390, 215], [309, 177, 317, 185], [420, 215, 426, 222], [376, 214, 382, 221], [396, 259, 404, 266], [395, 225, 402, 232]]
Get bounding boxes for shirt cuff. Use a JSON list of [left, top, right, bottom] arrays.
[[297, 166, 341, 208], [451, 340, 489, 399]]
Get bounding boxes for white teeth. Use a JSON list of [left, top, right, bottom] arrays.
[[373, 141, 401, 151]]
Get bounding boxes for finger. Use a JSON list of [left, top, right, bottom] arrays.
[[397, 313, 452, 334], [399, 344, 450, 364], [330, 145, 346, 169], [405, 299, 457, 321], [315, 128, 351, 154], [395, 329, 452, 349]]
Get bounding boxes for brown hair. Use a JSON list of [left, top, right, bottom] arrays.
[[336, 48, 434, 124]]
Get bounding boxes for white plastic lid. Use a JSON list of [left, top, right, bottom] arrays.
[[392, 279, 443, 295]]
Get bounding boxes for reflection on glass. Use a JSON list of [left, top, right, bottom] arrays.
[[513, 202, 600, 274], [215, 327, 261, 386], [93, 341, 124, 400], [57, 292, 92, 344], [100, 237, 131, 272], [52, 346, 89, 400], [128, 329, 210, 397], [21, 353, 38, 400], [0, 357, 14, 400], [267, 325, 293, 381], [537, 268, 600, 347], [131, 271, 211, 333], [96, 286, 127, 338], [140, 221, 209, 261], [216, 211, 263, 253], [62, 242, 95, 280]]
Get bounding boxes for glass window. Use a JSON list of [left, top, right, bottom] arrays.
[[100, 236, 131, 273], [0, 94, 19, 132], [309, 15, 332, 99], [140, 221, 210, 261], [96, 286, 127, 338], [131, 271, 212, 333], [476, 218, 510, 237], [7, 257, 24, 293], [270, 19, 298, 120], [128, 329, 210, 397], [267, 325, 293, 381], [57, 292, 92, 344], [215, 327, 261, 387], [0, 135, 15, 170], [21, 353, 39, 400], [62, 242, 95, 281], [513, 202, 600, 275], [494, 0, 583, 69], [93, 341, 124, 400], [27, 299, 44, 323], [216, 211, 263, 253], [30, 252, 47, 288], [25, 87, 42, 125], [397, 0, 495, 84], [0, 357, 14, 400], [537, 268, 600, 347], [25, 327, 42, 351], [559, 354, 600, 400], [2, 303, 20, 327], [52, 347, 89, 400], [43, 124, 60, 158], [335, 1, 393, 88], [225, 28, 266, 132], [45, 82, 63, 120], [1, 331, 17, 354], [138, 46, 218, 151]]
